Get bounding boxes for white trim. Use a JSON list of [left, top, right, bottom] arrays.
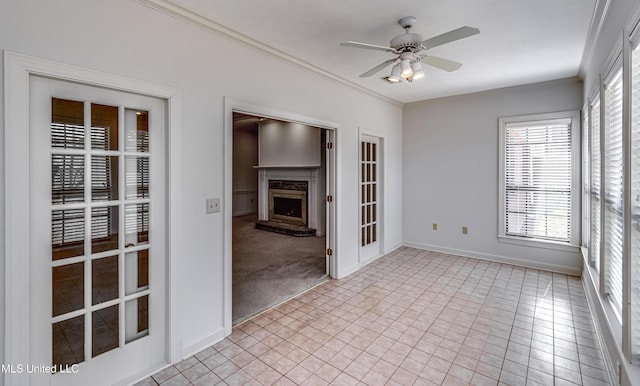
[[180, 328, 226, 360], [579, 0, 614, 79], [3, 51, 183, 385], [497, 235, 580, 253], [136, 0, 401, 107], [498, 110, 581, 249], [403, 241, 583, 276], [223, 97, 339, 335]]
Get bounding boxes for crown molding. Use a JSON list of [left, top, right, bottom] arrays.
[[135, 0, 402, 107], [578, 0, 613, 79]]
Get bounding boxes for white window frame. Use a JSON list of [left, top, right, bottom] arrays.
[[498, 110, 581, 252]]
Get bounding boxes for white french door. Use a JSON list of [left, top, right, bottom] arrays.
[[359, 135, 381, 262], [28, 76, 166, 385]]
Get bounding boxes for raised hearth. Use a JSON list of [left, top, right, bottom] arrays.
[[255, 220, 317, 237]]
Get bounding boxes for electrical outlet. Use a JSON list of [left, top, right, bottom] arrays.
[[206, 198, 221, 214], [432, 223, 438, 231], [462, 226, 468, 235]]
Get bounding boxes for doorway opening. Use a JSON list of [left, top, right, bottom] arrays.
[[231, 112, 331, 324]]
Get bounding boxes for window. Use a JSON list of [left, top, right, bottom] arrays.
[[631, 41, 640, 363], [582, 104, 590, 252], [590, 96, 602, 271], [603, 67, 624, 321], [499, 111, 580, 248]]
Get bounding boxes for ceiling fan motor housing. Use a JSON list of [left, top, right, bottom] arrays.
[[390, 33, 423, 52]]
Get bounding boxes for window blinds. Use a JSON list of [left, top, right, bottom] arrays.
[[631, 44, 640, 363], [583, 106, 590, 251], [604, 68, 624, 320], [504, 119, 572, 242], [590, 97, 602, 271]]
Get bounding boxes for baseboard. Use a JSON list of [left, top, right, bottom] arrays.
[[402, 241, 582, 276], [338, 243, 403, 279], [384, 242, 403, 255], [181, 328, 226, 360], [232, 210, 257, 217], [337, 262, 361, 279], [114, 362, 169, 386]]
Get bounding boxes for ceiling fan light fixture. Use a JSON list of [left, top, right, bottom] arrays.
[[400, 58, 413, 77], [411, 61, 425, 80], [388, 64, 401, 82]]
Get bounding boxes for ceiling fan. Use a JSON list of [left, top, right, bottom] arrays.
[[340, 16, 479, 83]]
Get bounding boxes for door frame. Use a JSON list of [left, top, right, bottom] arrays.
[[223, 97, 339, 335], [3, 51, 183, 384], [358, 128, 385, 265]]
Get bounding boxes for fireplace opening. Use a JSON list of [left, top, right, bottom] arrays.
[[268, 180, 308, 226], [273, 197, 303, 218]]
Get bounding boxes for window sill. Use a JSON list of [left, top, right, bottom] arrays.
[[497, 235, 580, 253]]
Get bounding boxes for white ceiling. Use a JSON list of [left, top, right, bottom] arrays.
[[165, 0, 596, 104]]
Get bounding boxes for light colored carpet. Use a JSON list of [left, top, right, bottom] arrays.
[[232, 214, 327, 324]]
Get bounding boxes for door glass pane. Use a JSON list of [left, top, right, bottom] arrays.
[[91, 104, 118, 151], [52, 98, 84, 149], [125, 250, 149, 295], [52, 155, 84, 204], [53, 315, 84, 367], [52, 262, 84, 317], [92, 305, 119, 357], [52, 209, 85, 260], [125, 295, 149, 343], [125, 203, 149, 246], [126, 109, 149, 152], [92, 155, 119, 201], [91, 206, 119, 253], [125, 156, 149, 199], [92, 255, 119, 305], [372, 143, 377, 162]]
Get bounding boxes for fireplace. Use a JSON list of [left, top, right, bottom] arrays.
[[269, 180, 307, 226], [256, 167, 322, 237]]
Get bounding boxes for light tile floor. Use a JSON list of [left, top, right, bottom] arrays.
[[137, 247, 611, 385]]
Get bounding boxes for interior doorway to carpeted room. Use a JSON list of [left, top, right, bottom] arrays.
[[232, 112, 330, 324]]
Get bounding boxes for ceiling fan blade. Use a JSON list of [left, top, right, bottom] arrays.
[[421, 26, 480, 50], [359, 58, 397, 78], [340, 41, 394, 53], [421, 55, 463, 72]]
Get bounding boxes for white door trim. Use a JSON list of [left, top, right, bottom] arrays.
[[3, 51, 183, 384], [223, 97, 339, 335]]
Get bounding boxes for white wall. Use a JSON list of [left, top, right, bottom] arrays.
[[0, 0, 403, 381], [403, 77, 583, 274], [258, 121, 321, 167]]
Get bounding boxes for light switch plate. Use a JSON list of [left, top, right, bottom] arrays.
[[206, 198, 221, 214]]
